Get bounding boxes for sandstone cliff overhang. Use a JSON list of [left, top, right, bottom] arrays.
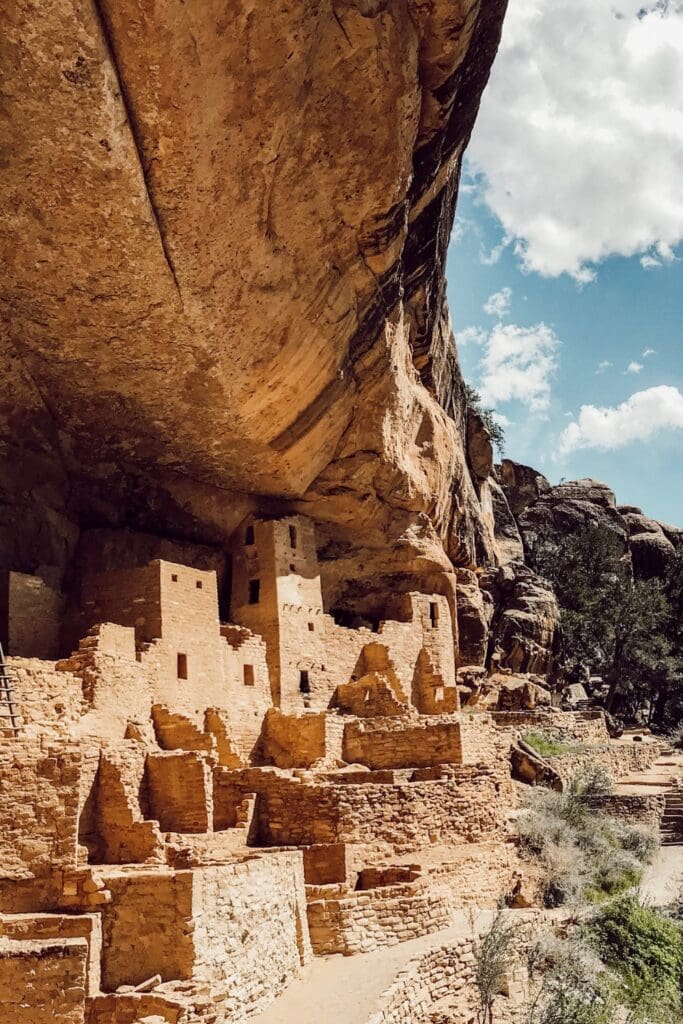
[[1, 0, 507, 586]]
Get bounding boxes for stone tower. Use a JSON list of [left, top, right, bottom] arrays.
[[230, 516, 328, 708]]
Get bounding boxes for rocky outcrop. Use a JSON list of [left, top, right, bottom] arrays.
[[497, 464, 681, 583], [481, 563, 560, 678], [454, 568, 493, 667], [618, 507, 679, 578], [1, 0, 508, 610], [496, 459, 550, 517], [514, 479, 629, 568], [489, 478, 524, 565]]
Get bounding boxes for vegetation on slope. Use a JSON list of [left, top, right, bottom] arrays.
[[465, 383, 506, 455], [522, 732, 583, 757], [517, 767, 658, 908], [533, 525, 683, 730]]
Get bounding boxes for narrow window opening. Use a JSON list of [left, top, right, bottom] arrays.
[[177, 653, 188, 680], [248, 579, 260, 605], [245, 524, 255, 546], [243, 664, 255, 686], [289, 524, 298, 549], [299, 670, 310, 693], [171, 573, 178, 582], [196, 580, 203, 589], [429, 602, 439, 628], [290, 563, 296, 572], [308, 622, 314, 632]]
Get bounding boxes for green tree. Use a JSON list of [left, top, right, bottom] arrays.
[[464, 383, 505, 454], [535, 527, 677, 725]]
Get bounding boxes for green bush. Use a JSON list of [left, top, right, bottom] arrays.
[[518, 778, 658, 907], [668, 722, 683, 750], [523, 732, 583, 757], [588, 895, 683, 1020]]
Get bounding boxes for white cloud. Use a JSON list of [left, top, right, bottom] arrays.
[[466, 322, 560, 413], [483, 287, 512, 318], [596, 360, 613, 374], [626, 360, 644, 374], [641, 241, 678, 269], [642, 347, 656, 357], [458, 326, 487, 346], [558, 385, 683, 456], [480, 235, 512, 266], [467, 2, 683, 280]]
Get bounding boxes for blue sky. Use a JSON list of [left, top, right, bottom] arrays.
[[446, 0, 683, 526]]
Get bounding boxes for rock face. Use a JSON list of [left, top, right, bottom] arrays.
[[481, 563, 560, 678], [497, 465, 682, 582], [1, 0, 508, 610]]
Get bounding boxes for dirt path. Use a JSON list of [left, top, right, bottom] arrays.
[[250, 916, 486, 1024], [641, 845, 682, 906]]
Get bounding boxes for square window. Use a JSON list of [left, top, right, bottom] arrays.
[[171, 573, 178, 582], [196, 580, 203, 589], [177, 653, 188, 680]]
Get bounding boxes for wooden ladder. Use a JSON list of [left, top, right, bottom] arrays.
[[0, 643, 19, 737]]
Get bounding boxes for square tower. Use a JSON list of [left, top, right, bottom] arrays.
[[230, 516, 327, 708], [79, 560, 222, 692]]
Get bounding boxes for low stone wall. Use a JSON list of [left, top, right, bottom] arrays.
[[88, 992, 184, 1024], [100, 853, 310, 1022], [425, 841, 523, 910], [365, 938, 477, 1024], [0, 912, 102, 995], [342, 717, 462, 770], [0, 740, 81, 879], [215, 765, 513, 853], [549, 740, 666, 787], [306, 880, 451, 955], [491, 709, 610, 745], [587, 792, 666, 831], [0, 937, 88, 1023]]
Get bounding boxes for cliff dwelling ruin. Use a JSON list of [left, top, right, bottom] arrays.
[[1, 0, 681, 1022]]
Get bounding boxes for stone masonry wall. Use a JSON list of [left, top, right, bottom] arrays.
[[549, 740, 667, 787], [7, 657, 83, 738], [491, 710, 610, 745], [146, 751, 214, 833], [0, 937, 87, 1023], [365, 938, 477, 1024], [587, 793, 666, 831], [306, 881, 451, 956], [0, 571, 63, 659], [342, 717, 462, 770], [190, 854, 311, 1020], [0, 912, 102, 996], [0, 740, 80, 879], [100, 855, 310, 1022], [215, 766, 511, 852]]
